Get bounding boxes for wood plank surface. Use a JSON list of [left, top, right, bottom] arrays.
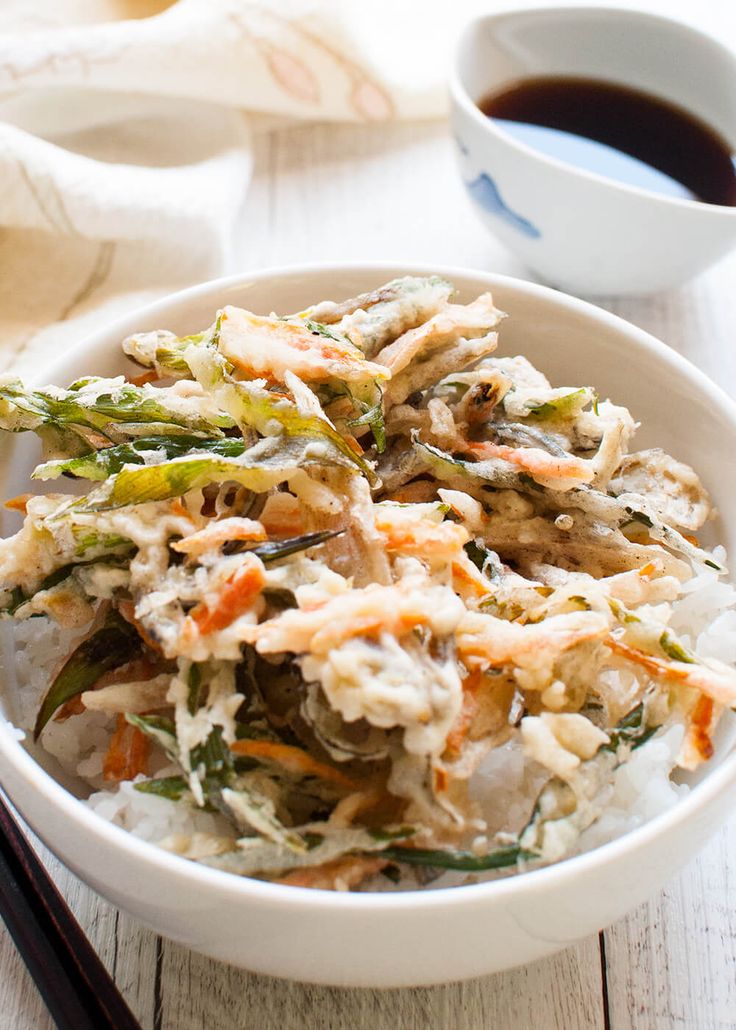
[[0, 4, 735, 1027], [156, 936, 604, 1030]]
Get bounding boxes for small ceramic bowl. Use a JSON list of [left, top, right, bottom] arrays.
[[450, 6, 736, 295], [1, 263, 736, 987]]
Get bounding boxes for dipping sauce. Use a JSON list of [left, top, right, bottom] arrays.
[[479, 76, 736, 206]]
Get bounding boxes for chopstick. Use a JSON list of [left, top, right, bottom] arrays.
[[0, 791, 142, 1030]]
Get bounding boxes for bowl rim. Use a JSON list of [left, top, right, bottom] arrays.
[[449, 4, 736, 217], [4, 258, 736, 912]]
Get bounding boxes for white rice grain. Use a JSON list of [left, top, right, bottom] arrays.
[[3, 544, 735, 889]]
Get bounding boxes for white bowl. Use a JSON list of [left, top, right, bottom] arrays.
[[1, 263, 736, 988], [450, 6, 736, 295]]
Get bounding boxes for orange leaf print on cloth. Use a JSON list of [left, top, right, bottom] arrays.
[[350, 79, 394, 121], [265, 45, 320, 104], [239, 6, 395, 122]]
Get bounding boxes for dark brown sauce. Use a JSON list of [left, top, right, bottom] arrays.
[[479, 76, 736, 206]]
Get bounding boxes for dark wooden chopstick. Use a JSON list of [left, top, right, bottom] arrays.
[[0, 791, 142, 1030]]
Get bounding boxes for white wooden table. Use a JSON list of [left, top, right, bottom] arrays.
[[2, 12, 736, 1026]]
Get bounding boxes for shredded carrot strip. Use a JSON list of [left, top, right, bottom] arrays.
[[637, 562, 656, 578], [4, 494, 31, 513], [170, 498, 194, 521], [467, 441, 590, 480], [128, 370, 160, 387], [376, 518, 468, 557], [190, 559, 265, 635], [451, 556, 492, 600], [172, 518, 265, 555], [275, 855, 388, 890], [103, 714, 150, 782], [397, 612, 426, 634], [605, 638, 689, 680], [258, 491, 303, 537], [54, 695, 85, 722], [230, 738, 359, 790], [334, 786, 389, 820], [689, 694, 715, 761], [443, 670, 483, 759], [259, 513, 302, 537], [385, 482, 436, 504], [344, 434, 364, 456]]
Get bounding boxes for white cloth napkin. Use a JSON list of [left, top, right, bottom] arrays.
[[0, 0, 478, 369]]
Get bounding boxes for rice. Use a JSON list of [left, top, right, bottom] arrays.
[[1, 274, 733, 891], [86, 780, 230, 844], [4, 546, 733, 890]]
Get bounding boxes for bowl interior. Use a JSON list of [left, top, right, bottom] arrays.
[[2, 263, 736, 795], [457, 7, 736, 147]]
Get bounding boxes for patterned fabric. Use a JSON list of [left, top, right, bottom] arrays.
[[0, 0, 476, 370]]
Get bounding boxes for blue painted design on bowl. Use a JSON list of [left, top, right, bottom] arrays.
[[464, 172, 541, 239], [454, 133, 470, 157]]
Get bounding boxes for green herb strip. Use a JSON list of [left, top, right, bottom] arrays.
[[34, 610, 141, 739], [134, 776, 189, 801], [659, 630, 696, 664], [189, 725, 235, 796], [380, 844, 530, 871], [37, 436, 246, 482], [602, 702, 659, 753], [187, 664, 203, 716], [249, 529, 344, 563], [526, 388, 587, 420], [300, 320, 344, 342], [347, 402, 386, 453]]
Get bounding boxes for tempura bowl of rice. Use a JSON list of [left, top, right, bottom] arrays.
[[0, 263, 735, 987]]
